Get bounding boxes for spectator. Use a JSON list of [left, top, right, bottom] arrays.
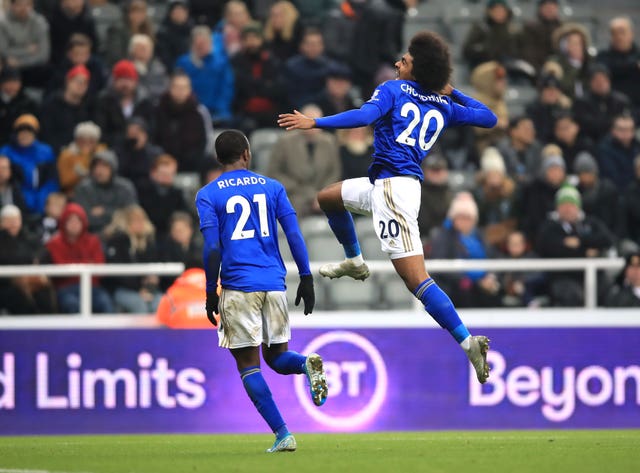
[[0, 204, 55, 314], [473, 147, 518, 249], [88, 0, 121, 56], [136, 154, 188, 239], [498, 230, 545, 307], [520, 0, 563, 72], [551, 112, 594, 172], [128, 33, 168, 100], [153, 72, 207, 173], [39, 64, 93, 154], [94, 59, 154, 148], [267, 104, 341, 217], [56, 120, 106, 195], [430, 192, 502, 308], [462, 0, 522, 70], [470, 61, 509, 154], [38, 191, 66, 243], [418, 153, 453, 242], [0, 67, 38, 146], [0, 114, 58, 215], [291, 0, 334, 26], [597, 17, 640, 115], [114, 116, 161, 191], [545, 22, 593, 99], [536, 185, 614, 306], [496, 115, 543, 180], [188, 0, 225, 27], [515, 145, 567, 242], [264, 0, 303, 63], [48, 0, 98, 65], [283, 27, 334, 109], [175, 25, 234, 126], [43, 202, 113, 313], [336, 126, 372, 181], [573, 151, 623, 243], [159, 211, 203, 288], [605, 252, 640, 307], [46, 33, 107, 98], [623, 155, 640, 247], [156, 0, 193, 72], [212, 0, 253, 59], [0, 0, 50, 87], [525, 72, 572, 144], [572, 64, 632, 143], [0, 154, 28, 214], [597, 114, 640, 190], [231, 22, 284, 132], [74, 149, 137, 233], [103, 204, 161, 314], [104, 0, 154, 67], [322, 0, 361, 65], [316, 62, 356, 118]]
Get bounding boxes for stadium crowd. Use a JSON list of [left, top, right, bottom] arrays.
[[0, 0, 639, 313]]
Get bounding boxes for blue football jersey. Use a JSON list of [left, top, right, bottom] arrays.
[[366, 80, 479, 182], [195, 169, 295, 292]]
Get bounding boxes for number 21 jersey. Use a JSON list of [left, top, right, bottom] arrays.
[[195, 169, 295, 292]]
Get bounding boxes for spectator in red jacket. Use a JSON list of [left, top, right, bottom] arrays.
[[43, 202, 114, 313]]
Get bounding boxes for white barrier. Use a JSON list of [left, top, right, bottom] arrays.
[[0, 258, 626, 320], [0, 263, 185, 317]]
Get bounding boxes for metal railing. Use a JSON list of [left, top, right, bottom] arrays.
[[0, 263, 185, 317], [0, 258, 626, 319]]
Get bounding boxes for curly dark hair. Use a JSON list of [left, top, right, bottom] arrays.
[[408, 31, 452, 93]]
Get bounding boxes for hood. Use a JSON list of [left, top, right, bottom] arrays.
[[59, 203, 88, 237], [552, 22, 591, 51], [471, 61, 506, 95]]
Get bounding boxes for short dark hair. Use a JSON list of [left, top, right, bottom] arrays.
[[509, 115, 532, 130], [408, 31, 451, 92], [215, 130, 249, 165]]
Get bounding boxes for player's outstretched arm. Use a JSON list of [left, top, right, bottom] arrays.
[[278, 103, 383, 131]]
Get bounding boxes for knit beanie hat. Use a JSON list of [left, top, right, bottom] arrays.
[[556, 185, 582, 208]]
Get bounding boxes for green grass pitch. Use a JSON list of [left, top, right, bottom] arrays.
[[0, 431, 638, 473]]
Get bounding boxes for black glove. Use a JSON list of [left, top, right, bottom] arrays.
[[205, 291, 219, 327], [295, 274, 315, 315]]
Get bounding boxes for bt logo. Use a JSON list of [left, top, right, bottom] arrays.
[[294, 331, 388, 430]]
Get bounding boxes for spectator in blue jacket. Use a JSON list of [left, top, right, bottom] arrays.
[[175, 25, 234, 126], [597, 114, 640, 190], [0, 114, 58, 215]]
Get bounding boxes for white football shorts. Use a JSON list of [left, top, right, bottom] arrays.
[[341, 175, 423, 259], [217, 289, 290, 349]]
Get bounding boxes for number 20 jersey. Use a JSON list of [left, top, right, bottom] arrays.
[[195, 169, 295, 292], [367, 79, 478, 183]]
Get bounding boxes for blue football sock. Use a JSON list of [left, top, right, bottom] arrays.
[[240, 366, 288, 436], [269, 351, 306, 375], [413, 278, 471, 343], [326, 210, 361, 258]]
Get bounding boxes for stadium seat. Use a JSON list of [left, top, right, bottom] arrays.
[[378, 274, 414, 309], [307, 233, 345, 261], [249, 128, 284, 174], [174, 172, 201, 208], [361, 234, 384, 260], [325, 277, 379, 310], [300, 215, 331, 237]]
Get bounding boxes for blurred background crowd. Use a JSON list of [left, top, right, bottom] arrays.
[[1, 0, 639, 314]]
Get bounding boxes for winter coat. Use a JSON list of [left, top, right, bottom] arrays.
[[578, 177, 624, 240], [520, 15, 563, 71], [623, 177, 640, 245], [573, 90, 632, 143], [104, 230, 159, 292], [0, 9, 50, 67], [471, 61, 509, 152], [175, 51, 234, 122], [0, 140, 58, 215], [546, 23, 593, 99], [462, 13, 522, 69], [47, 4, 98, 64], [418, 181, 453, 240], [114, 141, 163, 190], [597, 42, 640, 108], [0, 88, 38, 145], [136, 58, 169, 101], [0, 180, 29, 216], [515, 177, 562, 242], [44, 203, 105, 288], [45, 55, 107, 98], [156, 17, 193, 71], [283, 54, 334, 109], [94, 87, 154, 148], [597, 134, 640, 190], [38, 91, 94, 154], [496, 137, 544, 179], [56, 142, 108, 194], [153, 94, 207, 172], [605, 284, 640, 307], [525, 99, 572, 145]]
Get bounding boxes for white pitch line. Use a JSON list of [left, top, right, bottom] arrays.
[[0, 469, 93, 473]]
